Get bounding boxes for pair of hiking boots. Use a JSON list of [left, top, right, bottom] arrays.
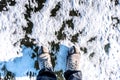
[[38, 46, 81, 71]]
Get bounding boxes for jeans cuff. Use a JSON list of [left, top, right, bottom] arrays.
[[37, 68, 56, 78], [64, 70, 82, 80]]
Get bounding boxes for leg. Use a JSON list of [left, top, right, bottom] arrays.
[[37, 68, 56, 80], [64, 46, 82, 80], [36, 46, 57, 80], [64, 70, 82, 80]]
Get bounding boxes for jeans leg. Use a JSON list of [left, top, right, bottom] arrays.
[[64, 70, 82, 80], [37, 68, 57, 80]]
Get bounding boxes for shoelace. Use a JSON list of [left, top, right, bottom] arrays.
[[40, 58, 50, 69], [67, 57, 78, 70]]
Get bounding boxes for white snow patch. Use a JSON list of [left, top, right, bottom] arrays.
[[0, 0, 120, 80]]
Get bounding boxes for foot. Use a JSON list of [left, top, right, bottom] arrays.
[[38, 46, 53, 70], [66, 46, 81, 71]]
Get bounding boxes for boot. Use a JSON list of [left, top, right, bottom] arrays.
[[66, 46, 81, 71], [38, 46, 53, 70]]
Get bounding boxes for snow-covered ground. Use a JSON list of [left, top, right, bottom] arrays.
[[0, 0, 120, 80]]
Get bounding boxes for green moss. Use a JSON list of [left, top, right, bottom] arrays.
[[111, 16, 119, 27], [80, 47, 87, 54], [49, 41, 60, 67], [56, 21, 66, 40], [23, 20, 33, 34], [0, 0, 16, 12], [1, 65, 15, 80], [110, 0, 119, 6], [50, 2, 61, 17], [4, 71, 15, 80], [66, 19, 74, 29], [69, 9, 80, 16], [49, 41, 60, 52], [87, 36, 97, 42], [55, 70, 64, 80], [34, 0, 46, 12], [8, 0, 16, 6], [71, 33, 79, 43], [20, 35, 36, 48]]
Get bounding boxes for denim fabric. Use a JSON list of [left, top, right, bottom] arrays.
[[37, 68, 57, 80], [37, 68, 82, 80], [64, 70, 82, 80]]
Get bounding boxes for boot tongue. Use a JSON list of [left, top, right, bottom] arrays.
[[38, 46, 49, 55], [69, 46, 80, 55], [69, 46, 76, 55]]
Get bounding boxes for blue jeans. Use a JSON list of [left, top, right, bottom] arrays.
[[37, 68, 82, 80]]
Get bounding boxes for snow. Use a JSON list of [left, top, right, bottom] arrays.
[[0, 0, 120, 80]]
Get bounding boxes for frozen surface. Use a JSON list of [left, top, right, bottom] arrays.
[[0, 0, 120, 80]]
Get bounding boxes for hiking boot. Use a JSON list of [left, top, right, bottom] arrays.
[[66, 46, 81, 71], [38, 46, 53, 70]]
